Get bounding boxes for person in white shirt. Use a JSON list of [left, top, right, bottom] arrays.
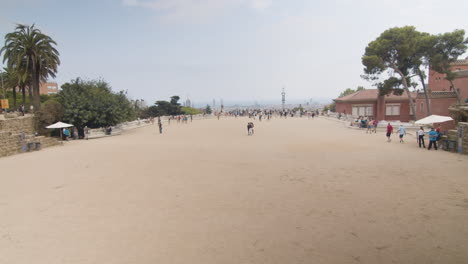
[[417, 126, 426, 148]]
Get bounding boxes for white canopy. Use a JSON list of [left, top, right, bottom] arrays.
[[415, 115, 453, 125], [46, 121, 74, 129]]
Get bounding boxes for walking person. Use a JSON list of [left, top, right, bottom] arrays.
[[84, 126, 90, 140], [372, 119, 378, 133], [158, 118, 163, 134], [428, 127, 438, 150], [63, 128, 70, 141], [417, 127, 426, 148], [366, 119, 372, 134], [386, 123, 393, 142], [398, 125, 406, 143], [247, 122, 254, 136]]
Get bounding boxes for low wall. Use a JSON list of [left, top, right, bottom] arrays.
[[0, 116, 60, 158], [0, 116, 35, 134], [459, 122, 468, 154]]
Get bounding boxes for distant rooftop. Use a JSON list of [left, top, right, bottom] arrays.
[[453, 57, 468, 65], [334, 89, 416, 102]]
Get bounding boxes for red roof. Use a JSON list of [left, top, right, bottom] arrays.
[[335, 89, 378, 101], [334, 89, 416, 102]]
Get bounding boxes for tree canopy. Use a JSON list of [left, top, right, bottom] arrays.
[[362, 26, 428, 119], [429, 29, 468, 102], [140, 96, 184, 117], [59, 78, 135, 129], [362, 26, 468, 118], [338, 86, 365, 98], [0, 24, 60, 110]]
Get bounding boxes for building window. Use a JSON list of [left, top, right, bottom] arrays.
[[386, 104, 400, 116], [47, 86, 56, 90], [420, 102, 424, 112], [352, 105, 373, 117]]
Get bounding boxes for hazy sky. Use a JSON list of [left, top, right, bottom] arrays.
[[1, 0, 468, 104]]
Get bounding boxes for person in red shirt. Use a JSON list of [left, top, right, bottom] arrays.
[[386, 123, 393, 142]]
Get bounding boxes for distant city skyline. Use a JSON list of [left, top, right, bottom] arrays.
[[1, 0, 468, 104]]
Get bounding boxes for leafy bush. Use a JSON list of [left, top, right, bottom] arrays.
[[181, 106, 201, 115], [35, 99, 64, 135], [59, 78, 136, 132]]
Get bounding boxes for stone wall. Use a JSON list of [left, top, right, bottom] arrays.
[[0, 116, 59, 158], [0, 116, 35, 134], [459, 122, 468, 155]]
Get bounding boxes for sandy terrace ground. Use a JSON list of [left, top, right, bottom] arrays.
[[1, 117, 468, 264]]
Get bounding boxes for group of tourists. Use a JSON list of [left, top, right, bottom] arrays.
[[417, 125, 441, 150], [225, 109, 321, 120], [385, 123, 407, 143], [154, 115, 195, 134], [386, 122, 441, 150], [352, 116, 378, 133]]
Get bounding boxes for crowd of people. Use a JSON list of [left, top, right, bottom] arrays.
[[149, 108, 323, 137], [225, 108, 320, 120]]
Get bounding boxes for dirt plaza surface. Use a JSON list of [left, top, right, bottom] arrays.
[[1, 117, 468, 264]]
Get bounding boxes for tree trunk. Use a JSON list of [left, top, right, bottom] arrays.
[[32, 70, 41, 111], [395, 69, 417, 120], [417, 69, 431, 116], [28, 83, 33, 108], [449, 80, 461, 104], [12, 86, 17, 110], [21, 85, 26, 107]]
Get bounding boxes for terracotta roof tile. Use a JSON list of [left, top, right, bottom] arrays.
[[335, 89, 378, 102], [335, 89, 417, 102]]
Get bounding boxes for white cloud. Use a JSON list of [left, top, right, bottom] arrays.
[[121, 0, 272, 23]]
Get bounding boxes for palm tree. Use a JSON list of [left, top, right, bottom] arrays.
[[0, 24, 60, 110]]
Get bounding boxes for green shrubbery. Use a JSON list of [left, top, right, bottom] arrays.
[[36, 78, 136, 136]]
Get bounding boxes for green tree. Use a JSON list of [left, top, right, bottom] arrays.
[[0, 69, 16, 109], [0, 24, 60, 110], [411, 33, 437, 116], [429, 29, 468, 103], [59, 78, 135, 134], [140, 96, 186, 117], [362, 26, 422, 120], [338, 86, 365, 98], [169, 95, 182, 115], [141, 105, 162, 118], [339, 88, 355, 98], [205, 105, 212, 114], [181, 106, 201, 115], [35, 96, 64, 135]]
